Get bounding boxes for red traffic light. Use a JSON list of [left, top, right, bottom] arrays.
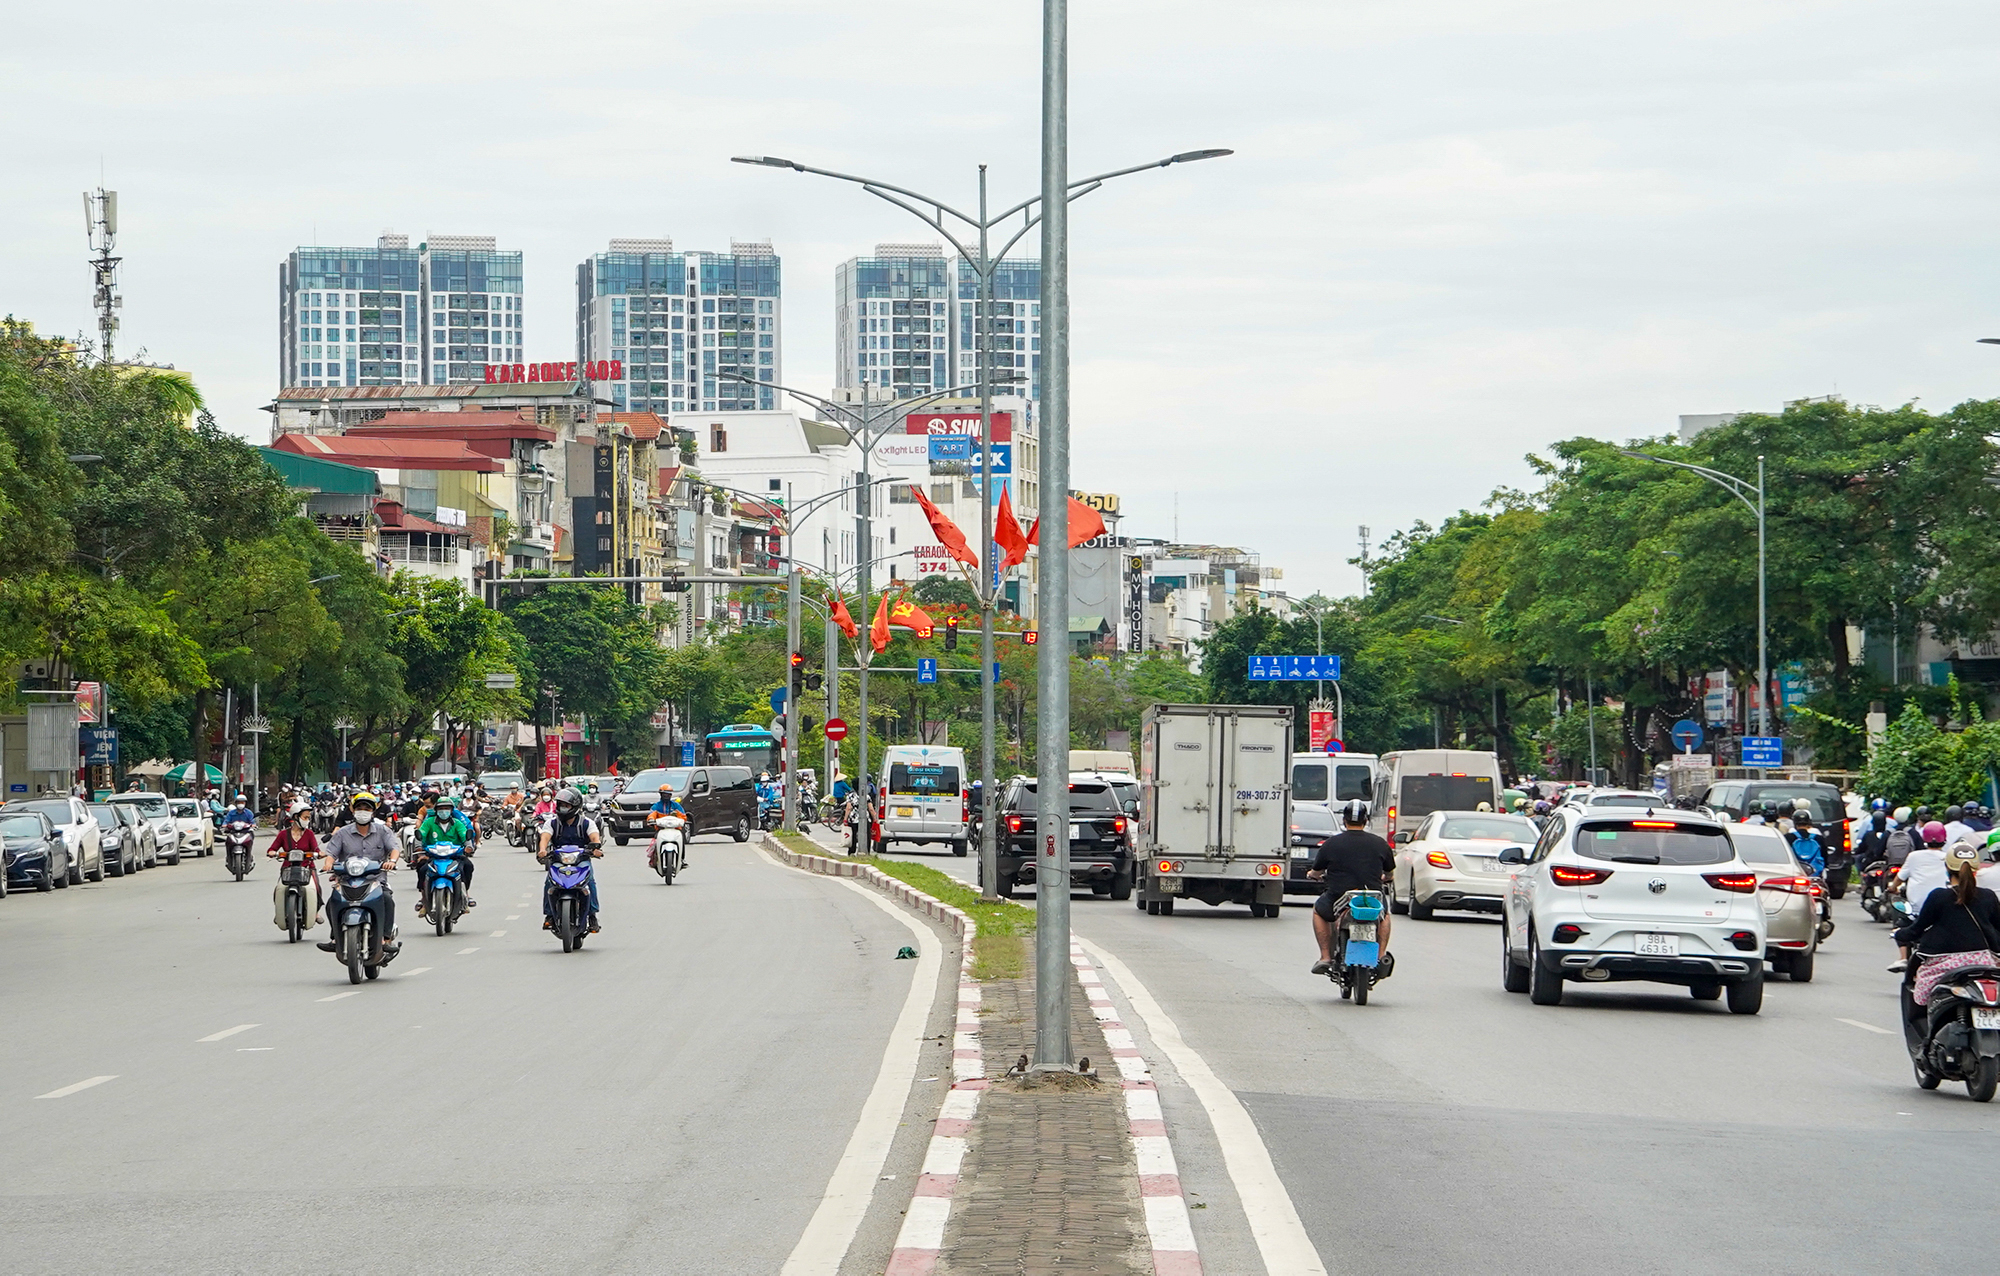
[[789, 651, 805, 669], [1022, 629, 1039, 645]]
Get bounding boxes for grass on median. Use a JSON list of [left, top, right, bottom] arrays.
[[770, 830, 1033, 980]]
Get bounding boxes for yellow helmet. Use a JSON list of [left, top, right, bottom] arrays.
[[350, 790, 381, 810]]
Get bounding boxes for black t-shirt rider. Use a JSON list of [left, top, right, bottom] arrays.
[[1310, 829, 1396, 916]]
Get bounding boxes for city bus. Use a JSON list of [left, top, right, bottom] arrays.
[[703, 723, 781, 775]]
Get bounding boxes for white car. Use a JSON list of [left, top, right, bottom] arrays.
[[6, 796, 101, 885], [110, 792, 183, 866], [1499, 806, 1767, 1014], [168, 798, 215, 857], [1392, 809, 1540, 918], [1559, 788, 1670, 814]]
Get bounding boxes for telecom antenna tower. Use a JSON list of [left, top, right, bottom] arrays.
[[83, 188, 120, 362]]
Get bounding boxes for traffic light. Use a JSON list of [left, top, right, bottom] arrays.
[[800, 714, 818, 737], [789, 650, 805, 693], [944, 616, 960, 651], [1022, 629, 1039, 646], [805, 673, 824, 691]]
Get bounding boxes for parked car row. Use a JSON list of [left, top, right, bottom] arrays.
[[0, 793, 215, 896]]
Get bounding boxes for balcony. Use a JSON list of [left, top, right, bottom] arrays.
[[514, 519, 556, 548], [382, 541, 461, 565]]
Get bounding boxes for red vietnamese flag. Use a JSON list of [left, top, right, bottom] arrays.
[[869, 594, 892, 654], [1026, 496, 1109, 549], [829, 593, 860, 640], [887, 596, 935, 634], [911, 487, 980, 569], [995, 486, 1030, 571]]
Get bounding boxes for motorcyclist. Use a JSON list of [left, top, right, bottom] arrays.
[[537, 786, 603, 933], [223, 795, 256, 840], [1943, 805, 1977, 849], [1787, 811, 1826, 877], [1890, 821, 1954, 972], [1894, 848, 2000, 1025], [1855, 810, 1892, 870], [267, 799, 326, 930], [316, 791, 401, 954], [412, 793, 477, 913], [1306, 799, 1396, 976]]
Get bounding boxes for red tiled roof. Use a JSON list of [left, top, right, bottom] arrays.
[[272, 432, 502, 472], [611, 412, 666, 441]]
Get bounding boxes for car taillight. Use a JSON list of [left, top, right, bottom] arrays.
[[1158, 860, 1184, 873], [1006, 815, 1022, 834], [1386, 805, 1397, 835], [1550, 865, 1612, 886], [1551, 923, 1587, 943], [1759, 875, 1812, 894], [1703, 872, 1759, 894], [1727, 931, 1759, 951], [1843, 824, 1852, 852], [1113, 818, 1126, 834], [1425, 851, 1452, 868], [1632, 820, 1677, 829]]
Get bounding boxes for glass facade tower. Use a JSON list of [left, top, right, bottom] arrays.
[[576, 239, 781, 414], [833, 246, 1041, 403], [278, 233, 523, 388]]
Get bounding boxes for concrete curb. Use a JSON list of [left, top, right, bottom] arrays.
[[1073, 938, 1205, 1276], [755, 834, 982, 1276]]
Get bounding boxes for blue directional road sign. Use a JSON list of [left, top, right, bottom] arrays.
[[918, 658, 938, 684], [1669, 719, 1705, 752], [1247, 654, 1342, 682], [770, 687, 787, 713], [1741, 736, 1784, 767], [680, 741, 697, 766]]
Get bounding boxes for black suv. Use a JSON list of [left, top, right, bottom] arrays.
[[1699, 779, 1853, 895], [997, 778, 1134, 901]]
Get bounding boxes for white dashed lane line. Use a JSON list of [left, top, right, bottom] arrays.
[[400, 966, 432, 977], [197, 1024, 259, 1043], [1838, 1018, 1895, 1035], [489, 930, 506, 938], [38, 1076, 117, 1099], [505, 915, 521, 921], [456, 947, 479, 955], [317, 991, 361, 1003]]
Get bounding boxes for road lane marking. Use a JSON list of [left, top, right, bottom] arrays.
[[505, 915, 521, 921], [236, 1047, 273, 1052], [489, 930, 506, 937], [456, 947, 479, 955], [1838, 1018, 1895, 1035], [197, 1024, 260, 1043], [316, 991, 361, 1002], [777, 868, 941, 1276], [400, 966, 432, 976], [1077, 935, 1328, 1276], [38, 1076, 117, 1099]]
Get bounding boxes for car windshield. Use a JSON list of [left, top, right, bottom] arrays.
[[1400, 775, 1494, 818], [17, 801, 71, 823], [1573, 821, 1733, 865], [115, 795, 169, 816], [889, 763, 961, 796], [1588, 794, 1662, 808], [1013, 783, 1120, 814], [87, 805, 119, 828], [1733, 833, 1800, 868], [1750, 785, 1843, 823], [1439, 815, 1538, 841], [0, 815, 45, 840]]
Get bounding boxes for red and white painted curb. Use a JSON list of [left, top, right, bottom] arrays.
[[885, 942, 984, 1275], [1074, 939, 1205, 1276]]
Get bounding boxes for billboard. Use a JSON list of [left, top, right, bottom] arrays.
[[905, 411, 1013, 443]]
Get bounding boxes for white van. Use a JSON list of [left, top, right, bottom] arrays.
[[1285, 752, 1379, 892], [1370, 750, 1505, 846], [1068, 749, 1134, 776], [879, 744, 969, 856]]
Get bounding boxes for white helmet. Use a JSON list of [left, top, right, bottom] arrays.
[[287, 799, 311, 820], [1340, 799, 1370, 827]]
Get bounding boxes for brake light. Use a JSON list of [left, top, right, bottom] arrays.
[[1808, 879, 1826, 897], [1550, 865, 1611, 886], [1158, 860, 1184, 873], [1551, 923, 1587, 943], [1843, 824, 1852, 852], [1425, 851, 1452, 868], [1113, 818, 1126, 834], [1703, 872, 1759, 894], [1006, 815, 1022, 834], [1727, 931, 1760, 951], [1631, 820, 1676, 829], [1976, 980, 2000, 1006], [1258, 862, 1284, 877], [1759, 875, 1812, 894], [1386, 805, 1397, 835]]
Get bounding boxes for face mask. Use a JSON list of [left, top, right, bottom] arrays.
[[354, 810, 374, 826]]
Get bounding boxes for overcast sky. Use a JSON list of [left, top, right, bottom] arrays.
[[8, 1, 1999, 598]]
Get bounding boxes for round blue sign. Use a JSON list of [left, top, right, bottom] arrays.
[[1669, 719, 1704, 752]]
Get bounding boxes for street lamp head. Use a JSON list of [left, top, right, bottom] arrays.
[[1166, 148, 1234, 165], [1980, 338, 2000, 346], [66, 453, 103, 464], [732, 155, 800, 170]]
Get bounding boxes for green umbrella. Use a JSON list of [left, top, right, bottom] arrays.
[[164, 761, 225, 783]]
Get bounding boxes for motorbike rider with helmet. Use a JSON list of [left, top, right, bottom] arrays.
[[1306, 799, 1396, 976], [412, 792, 477, 913], [267, 799, 326, 929], [537, 786, 603, 933], [1889, 821, 1954, 972], [315, 791, 402, 954]]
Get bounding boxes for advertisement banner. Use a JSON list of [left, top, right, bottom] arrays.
[[1126, 555, 1146, 653], [80, 726, 118, 765], [74, 682, 104, 725], [905, 411, 1013, 443], [1308, 709, 1335, 753]]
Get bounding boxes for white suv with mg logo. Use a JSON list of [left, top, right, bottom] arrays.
[[1498, 805, 1767, 1015]]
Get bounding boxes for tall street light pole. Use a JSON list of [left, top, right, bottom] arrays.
[[1620, 450, 1769, 751], [733, 144, 1227, 909]]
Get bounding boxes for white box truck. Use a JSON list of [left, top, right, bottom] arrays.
[[1137, 703, 1292, 918]]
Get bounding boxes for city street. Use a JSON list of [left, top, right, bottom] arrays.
[[881, 837, 2000, 1274], [0, 832, 958, 1276]]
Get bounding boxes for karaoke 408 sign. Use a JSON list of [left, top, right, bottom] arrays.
[[1247, 654, 1342, 681]]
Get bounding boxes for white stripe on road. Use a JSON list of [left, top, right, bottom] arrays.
[[1078, 936, 1327, 1276], [489, 930, 506, 937], [197, 1024, 259, 1043], [505, 915, 521, 921], [777, 868, 943, 1276], [400, 967, 432, 977], [316, 991, 361, 1002], [456, 947, 479, 955], [1838, 1017, 1895, 1035], [38, 1076, 117, 1099]]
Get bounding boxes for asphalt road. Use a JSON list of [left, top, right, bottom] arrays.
[[874, 832, 2000, 1275], [0, 829, 956, 1275]]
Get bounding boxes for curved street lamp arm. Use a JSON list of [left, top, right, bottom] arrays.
[[1618, 450, 1758, 516], [860, 185, 980, 264], [731, 157, 981, 229]]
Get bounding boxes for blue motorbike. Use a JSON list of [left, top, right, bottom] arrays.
[[545, 849, 595, 953], [327, 851, 396, 984], [421, 841, 469, 936], [1327, 888, 1389, 1005]]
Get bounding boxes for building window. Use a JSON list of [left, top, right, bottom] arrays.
[[710, 425, 727, 452]]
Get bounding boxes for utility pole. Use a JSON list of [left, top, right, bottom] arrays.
[[83, 189, 120, 362], [784, 567, 801, 832]]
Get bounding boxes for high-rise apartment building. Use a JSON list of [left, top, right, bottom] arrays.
[[278, 233, 523, 388], [834, 246, 1042, 404], [576, 239, 781, 414]]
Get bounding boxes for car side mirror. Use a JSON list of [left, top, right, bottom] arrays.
[[1497, 846, 1527, 865], [1395, 830, 1413, 845], [1123, 799, 1140, 815]]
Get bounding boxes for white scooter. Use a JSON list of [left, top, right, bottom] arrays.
[[649, 811, 688, 886]]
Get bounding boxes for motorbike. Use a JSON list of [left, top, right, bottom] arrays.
[[277, 850, 315, 943], [420, 840, 470, 935], [758, 792, 783, 832], [650, 811, 687, 885], [1861, 860, 1892, 921], [476, 804, 501, 839], [327, 852, 398, 984], [1811, 876, 1836, 941], [508, 807, 533, 849], [1326, 888, 1391, 1005], [1904, 956, 2000, 1101], [223, 823, 257, 881], [313, 800, 339, 836], [1823, 847, 1854, 900], [545, 848, 596, 952]]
